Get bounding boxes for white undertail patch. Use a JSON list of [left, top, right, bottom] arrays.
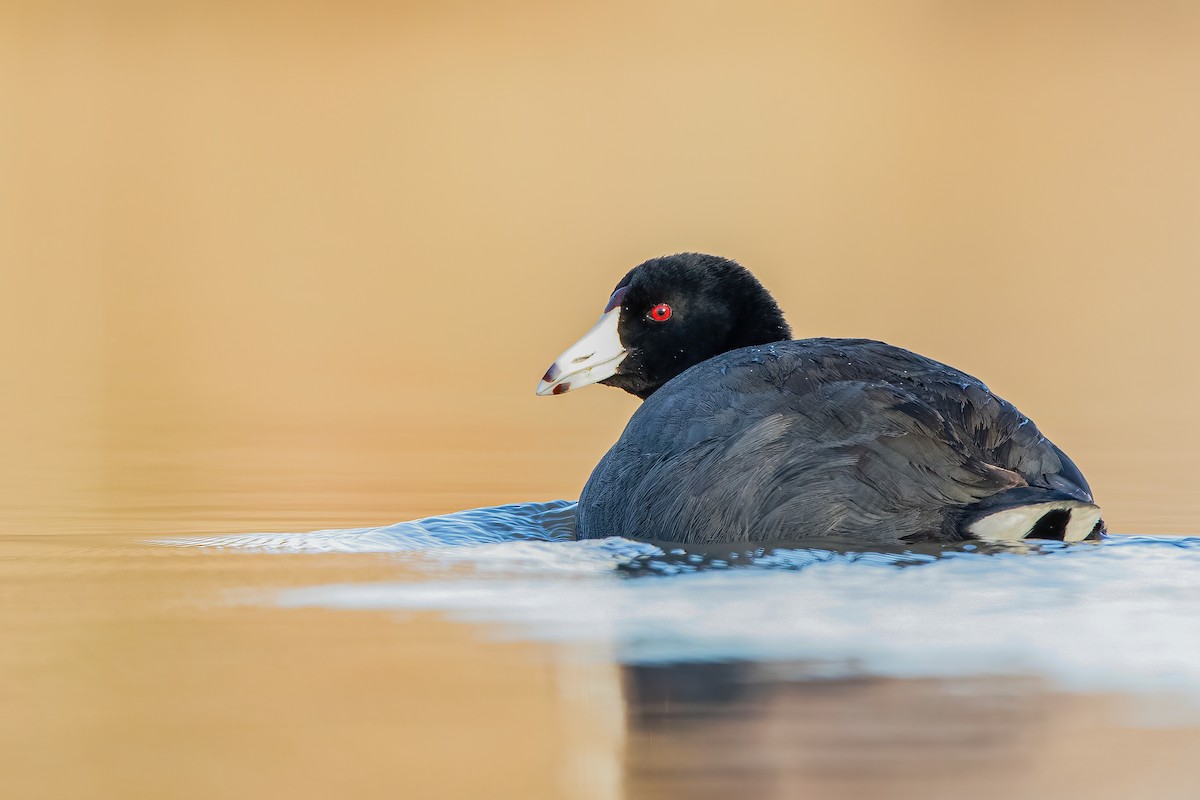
[[969, 501, 1102, 543]]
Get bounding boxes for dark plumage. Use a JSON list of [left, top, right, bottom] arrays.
[[537, 253, 1103, 545]]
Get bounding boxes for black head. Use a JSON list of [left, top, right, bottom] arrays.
[[536, 253, 791, 399]]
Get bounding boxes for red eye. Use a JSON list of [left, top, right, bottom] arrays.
[[648, 303, 672, 322]]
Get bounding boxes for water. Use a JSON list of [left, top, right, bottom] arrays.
[[170, 503, 1200, 710], [150, 506, 1200, 797], [149, 503, 1200, 797]]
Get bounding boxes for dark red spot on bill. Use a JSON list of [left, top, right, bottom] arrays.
[[552, 383, 570, 395]]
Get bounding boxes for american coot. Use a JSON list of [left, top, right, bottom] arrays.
[[536, 253, 1103, 545]]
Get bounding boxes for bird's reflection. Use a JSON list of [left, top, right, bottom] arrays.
[[619, 661, 1118, 800]]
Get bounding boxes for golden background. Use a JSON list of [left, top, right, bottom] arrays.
[[4, 2, 1200, 534], [2, 3, 1199, 798]]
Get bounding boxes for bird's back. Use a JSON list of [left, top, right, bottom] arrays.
[[577, 338, 1096, 544]]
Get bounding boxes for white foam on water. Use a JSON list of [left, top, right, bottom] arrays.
[[161, 503, 1200, 705]]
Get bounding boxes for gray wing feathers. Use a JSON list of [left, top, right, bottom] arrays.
[[588, 382, 1023, 543], [577, 339, 1087, 543]]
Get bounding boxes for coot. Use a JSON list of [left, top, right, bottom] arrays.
[[536, 253, 1103, 545]]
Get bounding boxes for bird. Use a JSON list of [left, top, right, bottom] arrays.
[[535, 253, 1103, 546]]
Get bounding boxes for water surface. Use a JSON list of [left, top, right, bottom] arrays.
[[178, 504, 1200, 705], [159, 500, 1200, 799]]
